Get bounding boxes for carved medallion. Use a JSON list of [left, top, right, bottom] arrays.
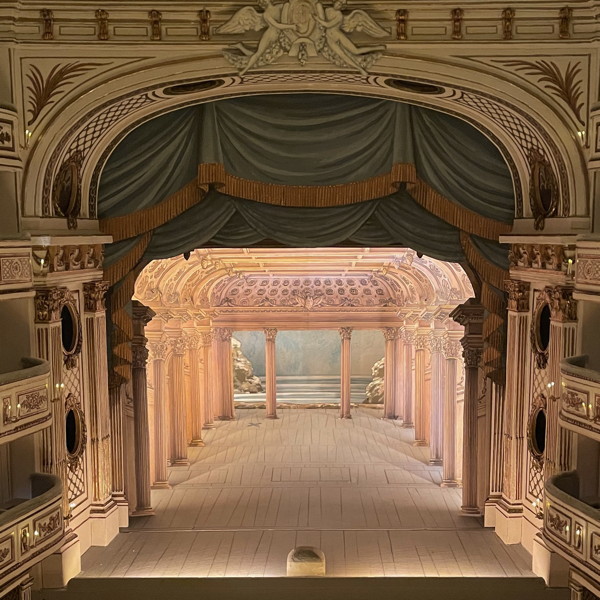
[[53, 152, 83, 229]]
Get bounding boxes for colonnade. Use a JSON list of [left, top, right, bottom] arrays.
[[128, 306, 484, 516]]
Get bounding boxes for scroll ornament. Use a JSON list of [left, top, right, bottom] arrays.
[[217, 0, 388, 76]]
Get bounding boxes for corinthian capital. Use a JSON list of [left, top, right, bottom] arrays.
[[214, 327, 233, 342], [170, 336, 187, 355], [149, 340, 168, 360], [186, 334, 201, 350], [338, 327, 353, 340], [83, 280, 109, 313], [505, 279, 530, 312], [544, 285, 577, 322], [382, 327, 398, 341], [201, 331, 214, 346], [463, 346, 483, 368], [34, 287, 68, 323], [132, 344, 149, 369], [264, 327, 278, 342]]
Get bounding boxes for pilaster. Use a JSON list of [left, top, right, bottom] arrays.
[[149, 339, 170, 489], [201, 331, 215, 428], [339, 327, 353, 419], [213, 327, 235, 420], [382, 327, 398, 419], [186, 334, 205, 446], [169, 335, 189, 465], [441, 333, 462, 487], [264, 327, 278, 419]]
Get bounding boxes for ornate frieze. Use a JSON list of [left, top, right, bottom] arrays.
[[218, 0, 388, 76], [338, 327, 353, 340], [83, 281, 109, 313], [32, 243, 104, 275], [264, 327, 278, 342], [544, 285, 577, 322], [505, 279, 530, 312], [509, 243, 571, 272]]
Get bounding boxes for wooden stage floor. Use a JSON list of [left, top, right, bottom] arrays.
[[79, 408, 535, 578]]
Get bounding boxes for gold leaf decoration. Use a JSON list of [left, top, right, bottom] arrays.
[[501, 59, 584, 124], [26, 62, 103, 126]]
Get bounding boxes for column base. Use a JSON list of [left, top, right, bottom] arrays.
[[401, 421, 414, 428], [413, 440, 428, 447], [89, 499, 120, 546], [151, 481, 172, 490], [111, 493, 130, 528], [460, 505, 481, 516], [266, 414, 279, 419], [131, 507, 156, 517], [170, 458, 190, 467], [203, 423, 216, 429], [429, 458, 443, 466], [440, 480, 459, 488], [218, 416, 234, 421], [339, 415, 352, 419], [494, 500, 523, 544], [189, 439, 205, 447], [532, 534, 569, 587], [41, 532, 81, 589]]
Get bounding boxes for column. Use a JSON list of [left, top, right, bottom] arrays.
[[382, 327, 398, 419], [169, 335, 189, 465], [149, 340, 170, 488], [339, 327, 353, 419], [429, 327, 446, 465], [131, 301, 155, 516], [401, 325, 416, 428], [546, 286, 577, 477], [413, 328, 429, 446], [201, 331, 215, 428], [264, 328, 278, 419], [213, 327, 235, 420], [394, 332, 405, 421], [441, 334, 462, 487], [451, 300, 484, 515], [187, 334, 205, 446]]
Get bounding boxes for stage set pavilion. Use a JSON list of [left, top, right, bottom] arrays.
[[2, 1, 600, 599]]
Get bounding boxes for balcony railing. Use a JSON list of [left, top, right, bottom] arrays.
[[0, 357, 51, 443], [559, 355, 600, 442], [544, 471, 600, 582], [0, 473, 64, 588]]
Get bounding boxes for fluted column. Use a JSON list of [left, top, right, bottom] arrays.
[[414, 330, 429, 446], [187, 335, 205, 446], [149, 340, 170, 488], [131, 301, 155, 516], [264, 328, 278, 419], [382, 328, 398, 419], [441, 334, 462, 487], [339, 327, 353, 419], [429, 328, 446, 466], [394, 332, 405, 421], [169, 335, 189, 465], [201, 331, 215, 428], [451, 300, 484, 515], [83, 281, 115, 520], [401, 326, 416, 428], [214, 327, 235, 420]]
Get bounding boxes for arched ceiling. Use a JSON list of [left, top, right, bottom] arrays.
[[134, 248, 473, 320]]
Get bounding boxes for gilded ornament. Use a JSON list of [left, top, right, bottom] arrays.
[[395, 9, 408, 40], [199, 8, 211, 40], [217, 0, 388, 76], [95, 10, 109, 41], [149, 10, 162, 40], [501, 8, 514, 40], [547, 510, 567, 534], [451, 8, 463, 40], [40, 9, 54, 40]]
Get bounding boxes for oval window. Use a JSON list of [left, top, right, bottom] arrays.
[[533, 408, 546, 455], [535, 303, 551, 352], [65, 408, 79, 455], [61, 304, 78, 354]]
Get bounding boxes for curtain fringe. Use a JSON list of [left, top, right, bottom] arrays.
[[460, 232, 508, 291]]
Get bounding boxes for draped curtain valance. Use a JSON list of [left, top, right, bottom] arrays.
[[98, 94, 514, 386]]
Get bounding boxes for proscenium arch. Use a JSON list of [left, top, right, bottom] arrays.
[[20, 54, 588, 227]]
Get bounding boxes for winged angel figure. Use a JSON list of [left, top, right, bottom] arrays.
[[217, 0, 388, 76]]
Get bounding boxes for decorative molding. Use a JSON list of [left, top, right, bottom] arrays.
[[395, 9, 408, 40], [83, 281, 109, 313], [338, 327, 353, 340], [217, 1, 388, 76], [0, 255, 32, 286], [505, 279, 530, 312], [32, 243, 104, 275], [264, 327, 278, 342], [508, 243, 568, 272], [26, 63, 102, 126], [559, 6, 572, 39]]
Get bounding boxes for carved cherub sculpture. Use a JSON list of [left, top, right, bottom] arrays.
[[216, 0, 297, 76], [315, 0, 387, 76]]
